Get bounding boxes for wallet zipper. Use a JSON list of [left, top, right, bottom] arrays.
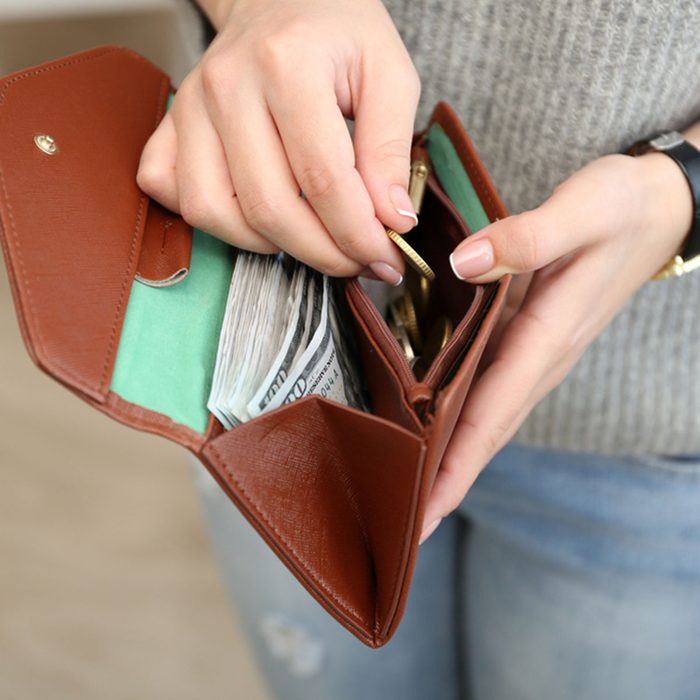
[[346, 279, 418, 392], [346, 281, 494, 415]]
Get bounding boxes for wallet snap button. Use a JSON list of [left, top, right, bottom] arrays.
[[34, 134, 57, 155]]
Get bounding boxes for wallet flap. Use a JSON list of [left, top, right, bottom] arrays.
[[201, 395, 426, 647], [0, 46, 171, 401]]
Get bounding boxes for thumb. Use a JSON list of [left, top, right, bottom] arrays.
[[353, 62, 422, 234], [449, 195, 595, 283]]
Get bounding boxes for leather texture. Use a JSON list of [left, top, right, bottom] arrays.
[[0, 47, 173, 401], [0, 47, 511, 648], [662, 141, 700, 260]]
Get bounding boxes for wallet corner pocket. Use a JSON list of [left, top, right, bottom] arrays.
[[200, 395, 427, 643]]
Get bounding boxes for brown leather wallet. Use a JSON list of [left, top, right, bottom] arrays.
[[0, 46, 511, 648]]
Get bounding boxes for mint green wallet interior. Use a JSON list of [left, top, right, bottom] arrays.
[[109, 120, 490, 434]]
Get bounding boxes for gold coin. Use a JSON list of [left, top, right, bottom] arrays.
[[399, 292, 422, 353], [419, 276, 432, 316], [406, 268, 432, 319], [386, 228, 436, 281], [388, 303, 416, 365]]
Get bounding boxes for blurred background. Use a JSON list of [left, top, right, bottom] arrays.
[[0, 1, 270, 697]]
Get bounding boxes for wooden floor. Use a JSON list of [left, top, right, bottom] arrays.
[[0, 265, 271, 697]]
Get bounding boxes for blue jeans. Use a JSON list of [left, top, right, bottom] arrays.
[[193, 442, 700, 700]]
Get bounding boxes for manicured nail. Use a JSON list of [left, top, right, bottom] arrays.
[[389, 183, 418, 227], [369, 261, 403, 287], [449, 239, 495, 280], [419, 517, 442, 545]]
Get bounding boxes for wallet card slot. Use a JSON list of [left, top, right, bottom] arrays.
[[110, 229, 234, 435]]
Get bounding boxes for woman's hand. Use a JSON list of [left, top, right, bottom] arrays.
[[137, 0, 421, 285], [419, 148, 695, 544]]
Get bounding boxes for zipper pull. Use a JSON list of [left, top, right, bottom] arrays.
[[408, 382, 433, 406], [408, 382, 434, 423]]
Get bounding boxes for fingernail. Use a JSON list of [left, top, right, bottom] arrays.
[[389, 183, 418, 227], [419, 517, 442, 545], [369, 261, 403, 287], [449, 239, 494, 280]]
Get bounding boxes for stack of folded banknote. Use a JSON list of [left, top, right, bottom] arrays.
[[207, 252, 366, 428]]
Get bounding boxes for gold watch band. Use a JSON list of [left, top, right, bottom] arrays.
[[652, 252, 700, 280]]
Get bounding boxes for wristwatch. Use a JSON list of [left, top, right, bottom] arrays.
[[628, 130, 700, 280]]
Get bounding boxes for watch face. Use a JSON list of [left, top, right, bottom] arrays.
[[649, 131, 684, 151]]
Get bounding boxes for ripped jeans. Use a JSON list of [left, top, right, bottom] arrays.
[[192, 442, 700, 700]]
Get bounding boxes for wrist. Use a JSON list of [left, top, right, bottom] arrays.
[[636, 150, 694, 257]]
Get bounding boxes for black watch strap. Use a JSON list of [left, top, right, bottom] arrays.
[[630, 131, 700, 262]]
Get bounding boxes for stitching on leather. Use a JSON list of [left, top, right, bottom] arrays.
[[103, 392, 205, 451], [0, 47, 148, 106], [97, 74, 170, 393], [98, 193, 146, 393], [206, 442, 370, 630]]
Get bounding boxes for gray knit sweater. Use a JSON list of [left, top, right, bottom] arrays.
[[381, 0, 700, 455]]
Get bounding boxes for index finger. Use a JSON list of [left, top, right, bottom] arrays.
[[265, 74, 405, 273]]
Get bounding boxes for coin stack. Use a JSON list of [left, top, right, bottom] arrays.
[[385, 157, 453, 379], [387, 268, 453, 380]]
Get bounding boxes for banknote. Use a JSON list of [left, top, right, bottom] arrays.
[[208, 252, 366, 428]]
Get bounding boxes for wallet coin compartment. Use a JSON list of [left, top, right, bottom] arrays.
[[343, 122, 498, 422]]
